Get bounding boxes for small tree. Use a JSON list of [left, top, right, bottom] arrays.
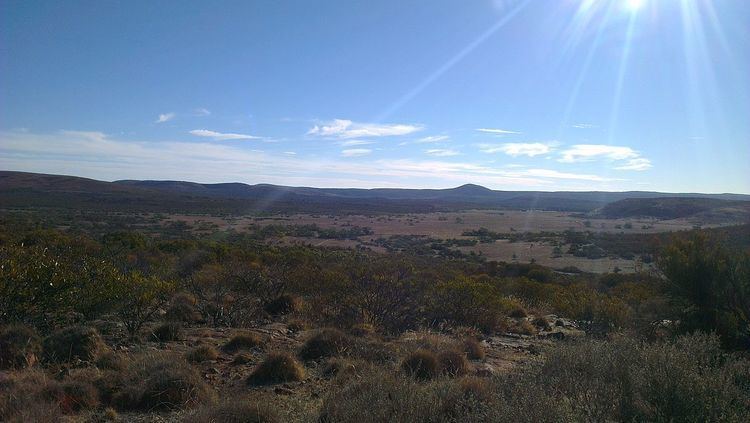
[[658, 234, 750, 348], [114, 273, 175, 339]]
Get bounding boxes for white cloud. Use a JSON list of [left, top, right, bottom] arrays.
[[476, 128, 520, 135], [571, 123, 596, 129], [615, 158, 652, 171], [189, 129, 261, 140], [341, 148, 372, 157], [416, 135, 450, 143], [558, 144, 639, 162], [339, 140, 374, 147], [283, 151, 297, 155], [155, 113, 176, 123], [194, 108, 211, 116], [0, 130, 631, 190], [308, 119, 422, 139], [425, 148, 460, 157], [522, 168, 613, 182], [479, 142, 553, 157]]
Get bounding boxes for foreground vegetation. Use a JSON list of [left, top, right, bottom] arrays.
[[1, 214, 748, 421]]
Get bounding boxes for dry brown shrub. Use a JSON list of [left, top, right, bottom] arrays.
[[400, 349, 439, 381], [247, 352, 305, 386], [463, 338, 485, 360], [186, 345, 219, 363], [299, 328, 352, 360], [438, 350, 469, 377], [222, 333, 263, 353], [185, 400, 280, 423], [0, 324, 41, 369], [42, 326, 105, 363]]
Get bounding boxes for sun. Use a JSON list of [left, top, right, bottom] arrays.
[[624, 0, 645, 12]]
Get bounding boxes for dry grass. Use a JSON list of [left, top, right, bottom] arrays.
[[151, 322, 184, 342], [186, 400, 280, 423], [0, 324, 41, 369], [42, 326, 105, 363], [400, 349, 439, 381], [299, 328, 352, 361], [109, 353, 216, 411], [438, 350, 469, 377], [186, 345, 219, 363], [223, 333, 263, 353], [462, 338, 485, 360], [264, 294, 302, 315], [247, 352, 305, 386]]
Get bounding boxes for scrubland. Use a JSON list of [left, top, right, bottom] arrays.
[[1, 214, 749, 422]]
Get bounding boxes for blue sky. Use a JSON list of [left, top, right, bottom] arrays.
[[1, 0, 748, 193]]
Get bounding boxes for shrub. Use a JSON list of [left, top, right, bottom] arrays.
[[186, 401, 280, 423], [43, 326, 105, 363], [0, 370, 65, 421], [0, 324, 41, 369], [507, 320, 537, 336], [458, 377, 492, 402], [400, 349, 439, 381], [350, 323, 375, 337], [247, 352, 305, 386], [532, 316, 551, 330], [165, 292, 201, 323], [186, 345, 219, 363], [286, 319, 308, 332], [508, 305, 528, 318], [222, 333, 263, 353], [151, 322, 184, 342], [299, 328, 352, 360], [95, 351, 126, 371], [263, 294, 302, 315], [658, 234, 750, 347], [231, 353, 253, 365], [318, 369, 475, 422], [111, 353, 216, 411], [59, 380, 99, 412], [462, 338, 485, 360], [438, 350, 469, 377]]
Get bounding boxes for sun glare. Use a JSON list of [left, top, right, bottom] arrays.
[[625, 0, 645, 12]]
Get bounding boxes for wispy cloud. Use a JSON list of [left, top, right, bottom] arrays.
[[479, 142, 554, 157], [476, 128, 520, 135], [0, 130, 629, 190], [558, 144, 639, 162], [425, 148, 460, 157], [189, 129, 261, 140], [283, 151, 297, 155], [338, 140, 374, 147], [194, 108, 211, 116], [155, 112, 176, 123], [571, 123, 596, 129], [416, 135, 450, 143], [308, 119, 422, 139], [341, 148, 372, 157], [558, 144, 651, 171], [614, 158, 652, 171]]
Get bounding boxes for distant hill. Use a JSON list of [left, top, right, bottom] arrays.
[[1, 170, 749, 215], [599, 197, 750, 220]]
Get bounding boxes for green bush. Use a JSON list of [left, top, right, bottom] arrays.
[[659, 234, 750, 347]]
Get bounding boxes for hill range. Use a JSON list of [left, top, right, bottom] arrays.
[[1, 170, 749, 219]]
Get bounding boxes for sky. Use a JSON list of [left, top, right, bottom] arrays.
[[1, 0, 748, 193]]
